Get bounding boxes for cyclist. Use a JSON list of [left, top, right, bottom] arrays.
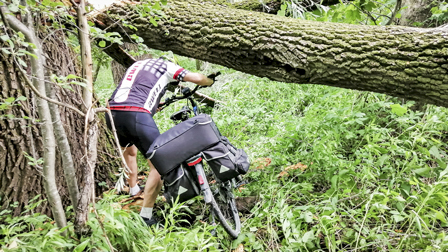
[[106, 57, 215, 226]]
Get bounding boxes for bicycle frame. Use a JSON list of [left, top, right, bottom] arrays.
[[161, 83, 241, 238]]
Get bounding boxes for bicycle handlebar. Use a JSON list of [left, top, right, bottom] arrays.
[[158, 72, 221, 111]]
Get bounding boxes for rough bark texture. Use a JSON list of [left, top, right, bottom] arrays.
[[95, 0, 448, 108], [111, 43, 150, 85], [0, 31, 119, 217], [398, 0, 437, 27]]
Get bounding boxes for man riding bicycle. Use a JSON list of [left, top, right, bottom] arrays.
[[106, 57, 216, 226]]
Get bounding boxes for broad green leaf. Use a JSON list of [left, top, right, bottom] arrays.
[[300, 211, 313, 223], [331, 175, 338, 189], [8, 2, 19, 12], [150, 17, 158, 27], [98, 40, 106, 48], [392, 214, 405, 222], [377, 155, 389, 166], [429, 146, 441, 159], [73, 239, 90, 252], [66, 74, 79, 79], [414, 214, 423, 237], [302, 230, 314, 243], [21, 50, 37, 59], [390, 104, 407, 116], [435, 211, 447, 223], [0, 35, 9, 41], [1, 48, 11, 54], [413, 167, 431, 177], [363, 1, 377, 12], [17, 58, 27, 67], [5, 97, 15, 103], [16, 96, 27, 101]]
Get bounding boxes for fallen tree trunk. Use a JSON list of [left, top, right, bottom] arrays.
[[94, 0, 448, 108]]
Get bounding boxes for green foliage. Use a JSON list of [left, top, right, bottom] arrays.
[[5, 54, 448, 251], [205, 71, 448, 251], [0, 96, 27, 120], [429, 1, 448, 26], [279, 0, 402, 25]]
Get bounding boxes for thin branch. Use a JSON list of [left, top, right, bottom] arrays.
[[14, 59, 86, 117], [386, 0, 402, 25], [94, 107, 131, 174]]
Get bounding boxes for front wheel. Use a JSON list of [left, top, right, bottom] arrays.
[[209, 181, 241, 239]]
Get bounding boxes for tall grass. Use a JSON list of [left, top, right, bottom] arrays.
[[2, 57, 447, 251]]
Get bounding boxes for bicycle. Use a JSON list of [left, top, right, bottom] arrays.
[[154, 77, 246, 239]]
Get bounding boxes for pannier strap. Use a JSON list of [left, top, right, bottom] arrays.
[[165, 167, 185, 187], [197, 120, 212, 125], [147, 149, 156, 160], [201, 151, 231, 161]]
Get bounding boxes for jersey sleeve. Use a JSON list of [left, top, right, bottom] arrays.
[[165, 60, 191, 82]]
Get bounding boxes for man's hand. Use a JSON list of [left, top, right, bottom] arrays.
[[206, 72, 221, 86], [156, 102, 165, 113]]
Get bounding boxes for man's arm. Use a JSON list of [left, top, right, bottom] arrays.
[[183, 72, 214, 86]]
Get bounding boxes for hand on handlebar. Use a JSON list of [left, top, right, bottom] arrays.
[[157, 101, 166, 112], [207, 71, 221, 86]]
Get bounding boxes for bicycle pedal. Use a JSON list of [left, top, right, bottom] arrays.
[[235, 180, 248, 188]]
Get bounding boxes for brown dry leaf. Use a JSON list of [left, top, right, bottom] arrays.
[[122, 199, 144, 211], [234, 243, 244, 252], [254, 157, 272, 170], [284, 162, 308, 172], [277, 171, 289, 178], [238, 186, 245, 193], [119, 194, 144, 204]]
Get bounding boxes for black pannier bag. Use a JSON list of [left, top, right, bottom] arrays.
[[163, 163, 200, 204], [202, 136, 250, 182], [147, 114, 221, 175]]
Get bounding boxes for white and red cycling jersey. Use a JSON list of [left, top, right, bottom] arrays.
[[108, 58, 190, 115]]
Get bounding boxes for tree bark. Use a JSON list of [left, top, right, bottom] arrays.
[[94, 0, 448, 108], [0, 30, 119, 219], [398, 0, 438, 27], [1, 6, 67, 228]]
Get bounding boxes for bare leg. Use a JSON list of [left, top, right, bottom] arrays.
[[142, 160, 163, 208], [123, 145, 138, 188]]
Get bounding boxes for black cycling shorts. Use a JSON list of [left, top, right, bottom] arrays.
[[106, 111, 160, 158]]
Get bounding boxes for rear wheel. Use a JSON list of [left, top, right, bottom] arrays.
[[209, 180, 241, 239]]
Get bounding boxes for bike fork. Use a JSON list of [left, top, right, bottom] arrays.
[[186, 155, 213, 204]]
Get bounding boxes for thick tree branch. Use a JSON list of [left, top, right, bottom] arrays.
[[93, 0, 448, 108]]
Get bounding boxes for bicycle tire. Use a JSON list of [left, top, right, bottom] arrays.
[[209, 182, 241, 239]]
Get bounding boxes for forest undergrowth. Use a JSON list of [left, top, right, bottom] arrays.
[[1, 57, 448, 252]]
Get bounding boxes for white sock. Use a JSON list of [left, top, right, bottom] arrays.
[[140, 207, 153, 219], [130, 184, 141, 196]]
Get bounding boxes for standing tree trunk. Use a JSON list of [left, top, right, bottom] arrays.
[[398, 0, 438, 27], [0, 31, 120, 219]]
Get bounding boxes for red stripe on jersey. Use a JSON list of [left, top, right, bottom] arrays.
[[109, 106, 151, 114], [173, 68, 184, 80]]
